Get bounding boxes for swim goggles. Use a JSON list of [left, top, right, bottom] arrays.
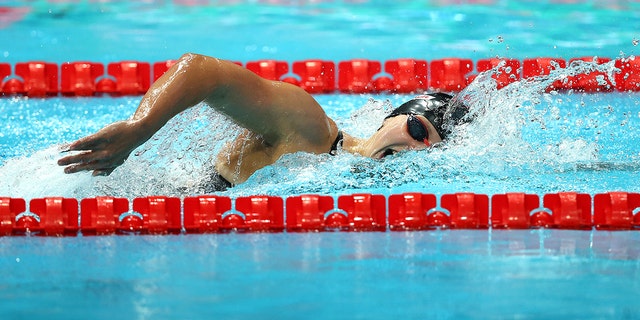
[[406, 115, 430, 146]]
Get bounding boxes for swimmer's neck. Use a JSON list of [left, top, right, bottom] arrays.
[[341, 132, 367, 156]]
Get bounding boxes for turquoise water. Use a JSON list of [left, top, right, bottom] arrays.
[[1, 90, 640, 198], [2, 0, 640, 63], [2, 231, 639, 319], [2, 1, 640, 319]]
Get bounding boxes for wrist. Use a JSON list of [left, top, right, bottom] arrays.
[[127, 118, 156, 145]]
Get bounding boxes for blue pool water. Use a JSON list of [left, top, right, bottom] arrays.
[[1, 90, 640, 198], [1, 1, 640, 319], [2, 0, 640, 63], [2, 231, 640, 319]]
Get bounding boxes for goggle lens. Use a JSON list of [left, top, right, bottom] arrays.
[[407, 115, 430, 146]]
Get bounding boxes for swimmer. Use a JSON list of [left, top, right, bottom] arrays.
[[58, 53, 469, 191]]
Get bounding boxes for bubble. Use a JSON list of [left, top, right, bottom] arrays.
[[633, 38, 639, 46]]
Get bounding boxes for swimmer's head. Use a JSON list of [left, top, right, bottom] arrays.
[[363, 92, 470, 159], [385, 92, 469, 141]]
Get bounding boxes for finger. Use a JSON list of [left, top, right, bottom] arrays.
[[67, 134, 104, 151], [58, 153, 83, 166], [57, 150, 99, 166], [63, 161, 112, 174]]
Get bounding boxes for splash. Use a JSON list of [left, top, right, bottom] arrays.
[[447, 58, 615, 168], [0, 105, 240, 199]]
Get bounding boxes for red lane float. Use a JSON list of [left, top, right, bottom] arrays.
[[183, 195, 232, 233], [0, 63, 14, 94], [2, 192, 640, 236], [246, 60, 289, 81], [16, 62, 59, 97], [0, 62, 58, 97], [234, 195, 284, 232], [543, 192, 592, 229], [1, 57, 639, 96], [80, 197, 129, 235], [594, 192, 640, 230], [285, 194, 335, 231], [131, 196, 181, 234], [0, 197, 26, 236], [337, 193, 386, 231], [104, 61, 151, 95], [522, 58, 566, 78], [474, 58, 521, 89], [615, 56, 640, 92], [291, 60, 336, 93], [61, 62, 105, 96], [430, 58, 474, 92], [25, 197, 78, 236], [491, 193, 540, 229], [338, 59, 381, 93], [375, 59, 428, 93], [388, 193, 438, 230], [441, 193, 490, 229]]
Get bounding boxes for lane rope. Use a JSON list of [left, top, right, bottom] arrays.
[[1, 192, 639, 236], [1, 57, 639, 97]]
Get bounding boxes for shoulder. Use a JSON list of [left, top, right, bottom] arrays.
[[264, 82, 338, 154]]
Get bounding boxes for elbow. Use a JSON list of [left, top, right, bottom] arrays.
[[177, 53, 210, 68], [175, 52, 221, 84], [177, 53, 225, 76]]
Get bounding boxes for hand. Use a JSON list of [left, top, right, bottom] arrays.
[[58, 120, 145, 176]]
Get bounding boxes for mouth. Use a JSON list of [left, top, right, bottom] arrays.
[[372, 148, 398, 159]]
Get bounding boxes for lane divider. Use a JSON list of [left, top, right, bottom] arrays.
[[1, 192, 639, 236], [1, 56, 639, 97]]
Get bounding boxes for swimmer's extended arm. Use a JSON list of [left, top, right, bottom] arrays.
[[58, 53, 334, 175]]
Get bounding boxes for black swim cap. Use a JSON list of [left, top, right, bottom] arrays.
[[386, 92, 469, 140]]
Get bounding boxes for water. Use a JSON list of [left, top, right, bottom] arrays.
[[2, 1, 640, 319], [2, 62, 639, 198], [2, 231, 639, 319], [2, 1, 640, 63]]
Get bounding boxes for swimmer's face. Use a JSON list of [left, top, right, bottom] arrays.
[[363, 114, 442, 159]]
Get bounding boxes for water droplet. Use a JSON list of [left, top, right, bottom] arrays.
[[633, 38, 639, 46], [497, 36, 504, 43]]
